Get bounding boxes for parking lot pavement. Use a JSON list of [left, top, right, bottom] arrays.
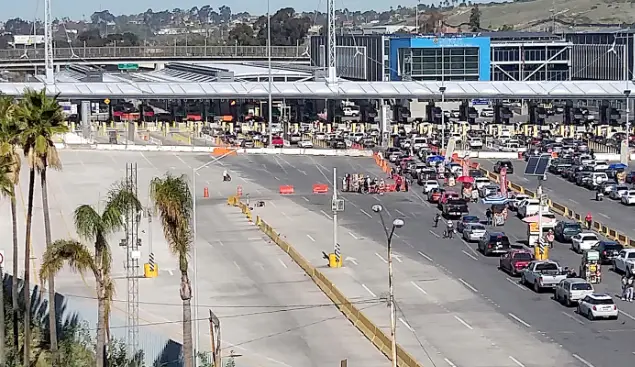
[[476, 159, 635, 239], [221, 155, 618, 367]]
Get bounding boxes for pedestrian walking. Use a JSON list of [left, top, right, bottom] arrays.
[[627, 276, 634, 302]]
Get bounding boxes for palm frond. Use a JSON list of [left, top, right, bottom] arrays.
[[39, 239, 99, 285], [0, 157, 14, 198], [74, 204, 105, 241], [101, 181, 142, 233]]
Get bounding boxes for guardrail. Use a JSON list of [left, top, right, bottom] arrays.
[[477, 166, 635, 248], [227, 196, 423, 367], [0, 45, 306, 62]]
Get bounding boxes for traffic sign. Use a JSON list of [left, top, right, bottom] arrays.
[[0, 250, 4, 265], [104, 98, 110, 105], [118, 63, 139, 71]]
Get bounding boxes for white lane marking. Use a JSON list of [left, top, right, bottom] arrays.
[[458, 278, 478, 293], [506, 277, 527, 291], [393, 233, 400, 239], [509, 356, 526, 367], [278, 259, 288, 269], [269, 201, 277, 208], [362, 284, 377, 298], [395, 209, 407, 217], [519, 177, 529, 182], [572, 354, 595, 367], [360, 209, 372, 218], [140, 152, 157, 169], [454, 315, 473, 330], [375, 252, 388, 264], [444, 358, 457, 367], [240, 176, 248, 183], [392, 254, 403, 263], [418, 251, 433, 262], [568, 199, 579, 204], [167, 269, 174, 276], [561, 311, 585, 325], [281, 212, 292, 220], [462, 242, 480, 257], [247, 237, 262, 241], [599, 213, 610, 219], [508, 313, 531, 328], [173, 153, 192, 168], [274, 176, 280, 181], [320, 210, 333, 220], [347, 257, 358, 265], [429, 230, 440, 238], [619, 310, 635, 321], [302, 196, 309, 202], [398, 318, 414, 332], [461, 250, 478, 261], [233, 261, 241, 271], [299, 170, 308, 175], [217, 240, 225, 247], [306, 234, 315, 242], [348, 232, 359, 240], [410, 281, 428, 295], [404, 241, 414, 248]]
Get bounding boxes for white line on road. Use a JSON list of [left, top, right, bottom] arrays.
[[410, 281, 428, 295], [217, 240, 225, 247], [404, 241, 414, 248], [306, 234, 315, 242], [444, 358, 457, 367], [140, 152, 157, 169], [561, 311, 585, 325], [429, 230, 440, 238], [599, 213, 610, 219], [461, 250, 478, 261], [274, 176, 280, 181], [299, 170, 308, 175], [572, 354, 595, 367], [278, 259, 288, 269], [233, 261, 241, 271], [454, 315, 473, 330], [418, 251, 433, 262], [302, 196, 309, 202], [619, 310, 635, 321], [349, 232, 359, 240], [398, 318, 414, 332], [519, 177, 529, 182], [281, 212, 292, 220], [568, 199, 579, 204], [320, 210, 333, 220], [167, 269, 174, 276], [360, 209, 373, 218], [509, 356, 526, 367], [247, 237, 262, 241], [173, 153, 192, 168], [395, 209, 407, 217], [508, 313, 531, 328], [375, 252, 388, 264], [393, 233, 400, 239], [269, 201, 277, 208], [458, 278, 478, 293], [506, 277, 526, 290], [362, 284, 377, 298]]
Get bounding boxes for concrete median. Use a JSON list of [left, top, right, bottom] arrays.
[[227, 196, 422, 367]]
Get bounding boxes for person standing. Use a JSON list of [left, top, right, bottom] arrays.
[[585, 212, 593, 230], [485, 208, 492, 225], [621, 275, 629, 301], [627, 276, 635, 302]]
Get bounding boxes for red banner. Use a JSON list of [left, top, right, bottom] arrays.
[[499, 167, 508, 197]]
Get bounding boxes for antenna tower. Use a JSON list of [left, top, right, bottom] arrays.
[[327, 0, 337, 83], [44, 0, 54, 83]]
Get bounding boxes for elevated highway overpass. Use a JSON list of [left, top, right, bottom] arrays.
[[0, 45, 309, 68]]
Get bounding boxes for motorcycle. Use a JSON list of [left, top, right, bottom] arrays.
[[596, 191, 603, 201], [223, 174, 232, 182]]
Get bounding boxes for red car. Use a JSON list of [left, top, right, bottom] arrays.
[[499, 249, 534, 276], [271, 136, 284, 148], [427, 188, 445, 203]]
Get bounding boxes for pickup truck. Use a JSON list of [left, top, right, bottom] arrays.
[[521, 260, 567, 293], [442, 199, 469, 218]]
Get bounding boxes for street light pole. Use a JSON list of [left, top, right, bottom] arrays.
[[440, 86, 447, 153], [267, 0, 273, 147], [371, 205, 404, 367], [191, 150, 234, 365], [624, 89, 631, 163]]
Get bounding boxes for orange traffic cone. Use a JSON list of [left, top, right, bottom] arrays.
[[203, 187, 209, 198]]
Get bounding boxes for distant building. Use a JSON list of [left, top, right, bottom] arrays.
[[9, 35, 45, 47], [565, 29, 634, 81], [310, 31, 571, 82]]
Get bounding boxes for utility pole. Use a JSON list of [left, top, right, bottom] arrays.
[[327, 0, 337, 84], [120, 163, 141, 355], [209, 310, 221, 367], [333, 167, 339, 264], [44, 0, 54, 83]]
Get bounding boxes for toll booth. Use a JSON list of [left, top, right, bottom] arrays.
[[529, 102, 547, 125], [393, 106, 411, 123], [563, 100, 573, 124], [494, 103, 512, 124], [351, 121, 365, 133], [426, 104, 443, 124], [459, 102, 478, 124], [600, 101, 621, 125]]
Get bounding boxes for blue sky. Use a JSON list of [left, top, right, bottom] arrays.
[[5, 0, 455, 21]]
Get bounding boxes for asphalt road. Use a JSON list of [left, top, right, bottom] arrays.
[[0, 150, 385, 367], [220, 154, 635, 367], [476, 159, 635, 240]]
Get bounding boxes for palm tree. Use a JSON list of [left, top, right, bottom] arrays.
[[15, 88, 68, 363], [39, 181, 141, 367], [0, 157, 12, 365], [149, 173, 194, 367], [0, 94, 21, 356]]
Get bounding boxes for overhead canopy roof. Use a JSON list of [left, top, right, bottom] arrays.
[[0, 81, 633, 99]]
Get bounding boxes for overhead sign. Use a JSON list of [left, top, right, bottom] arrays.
[[118, 63, 139, 71], [471, 99, 489, 106]]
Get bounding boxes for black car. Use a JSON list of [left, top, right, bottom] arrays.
[[592, 241, 624, 264], [478, 232, 511, 256], [554, 221, 582, 243], [493, 160, 514, 174]]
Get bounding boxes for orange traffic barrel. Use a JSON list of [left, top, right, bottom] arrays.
[[279, 185, 295, 195], [237, 185, 243, 197], [203, 187, 209, 198], [312, 184, 329, 194]]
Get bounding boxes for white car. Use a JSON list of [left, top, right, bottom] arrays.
[[423, 180, 440, 193], [612, 249, 635, 275], [469, 138, 483, 149], [479, 184, 500, 198], [463, 223, 487, 242], [610, 185, 629, 200], [297, 140, 314, 148], [571, 232, 599, 253], [593, 161, 609, 171], [577, 294, 618, 320], [450, 110, 461, 118], [621, 190, 635, 205], [315, 132, 327, 141], [480, 109, 494, 117], [517, 199, 549, 218], [554, 278, 594, 306], [508, 194, 530, 211]]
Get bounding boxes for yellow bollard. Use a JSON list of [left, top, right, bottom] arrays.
[[143, 263, 159, 278], [534, 245, 549, 261], [328, 253, 342, 268]]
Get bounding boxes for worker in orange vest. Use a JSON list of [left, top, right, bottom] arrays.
[[585, 212, 593, 230]]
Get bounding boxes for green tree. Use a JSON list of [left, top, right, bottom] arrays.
[[39, 181, 141, 367], [15, 88, 69, 364], [469, 4, 481, 32], [149, 173, 194, 367], [0, 158, 11, 364], [0, 94, 21, 357]]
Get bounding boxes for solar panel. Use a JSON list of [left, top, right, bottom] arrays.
[[524, 155, 551, 176]]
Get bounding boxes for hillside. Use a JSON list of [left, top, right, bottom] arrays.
[[443, 0, 635, 31]]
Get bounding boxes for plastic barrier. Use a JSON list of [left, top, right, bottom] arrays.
[[228, 197, 422, 367], [279, 185, 295, 195], [481, 168, 635, 248], [312, 183, 329, 194]]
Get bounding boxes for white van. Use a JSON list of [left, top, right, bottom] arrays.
[[591, 172, 608, 186]]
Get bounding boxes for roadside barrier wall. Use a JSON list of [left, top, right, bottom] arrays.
[[227, 196, 423, 367]]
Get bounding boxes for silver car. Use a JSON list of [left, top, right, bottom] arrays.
[[610, 185, 629, 200], [463, 223, 487, 242]]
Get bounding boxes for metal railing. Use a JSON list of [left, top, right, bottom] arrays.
[[0, 45, 307, 62]]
